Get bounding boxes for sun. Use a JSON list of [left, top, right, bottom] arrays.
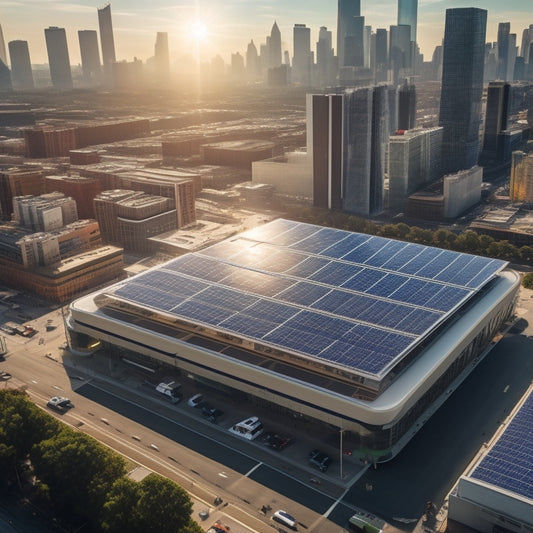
[[190, 21, 208, 42]]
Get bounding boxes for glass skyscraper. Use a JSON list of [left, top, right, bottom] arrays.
[[44, 26, 73, 90], [98, 4, 116, 84], [337, 0, 361, 68], [439, 8, 487, 174], [398, 0, 418, 43]]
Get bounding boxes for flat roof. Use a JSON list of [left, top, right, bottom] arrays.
[[97, 219, 507, 381]]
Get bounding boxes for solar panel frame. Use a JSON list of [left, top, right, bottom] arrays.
[[105, 219, 508, 379]]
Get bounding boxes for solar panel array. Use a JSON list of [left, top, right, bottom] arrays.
[[470, 390, 533, 501], [111, 219, 507, 378]]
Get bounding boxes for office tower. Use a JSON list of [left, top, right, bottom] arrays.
[[231, 52, 245, 80], [398, 0, 417, 43], [307, 94, 343, 209], [481, 81, 510, 162], [510, 150, 533, 202], [246, 40, 260, 78], [375, 28, 388, 81], [44, 27, 73, 90], [521, 25, 533, 63], [8, 41, 34, 90], [337, 0, 361, 68], [269, 21, 282, 69], [343, 85, 390, 216], [439, 8, 487, 174], [497, 23, 511, 81], [0, 23, 6, 65], [98, 4, 116, 84], [154, 32, 170, 84], [343, 15, 365, 68], [390, 24, 412, 70], [78, 30, 101, 87], [514, 57, 525, 81], [398, 80, 416, 130], [293, 24, 311, 85], [316, 27, 334, 87]]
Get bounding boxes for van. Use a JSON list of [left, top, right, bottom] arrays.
[[155, 381, 182, 403], [228, 416, 264, 440]]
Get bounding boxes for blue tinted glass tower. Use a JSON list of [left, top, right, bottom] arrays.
[[398, 0, 418, 43], [439, 8, 487, 174], [337, 0, 361, 68]]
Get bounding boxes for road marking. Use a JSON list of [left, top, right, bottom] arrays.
[[503, 385, 510, 393], [245, 462, 262, 477], [218, 472, 228, 478]]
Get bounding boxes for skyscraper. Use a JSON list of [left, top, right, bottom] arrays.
[[292, 24, 311, 85], [44, 26, 73, 90], [439, 8, 487, 174], [316, 27, 334, 87], [520, 25, 533, 64], [78, 30, 101, 87], [269, 21, 282, 69], [497, 22, 511, 81], [0, 23, 7, 65], [337, 0, 361, 68], [154, 32, 170, 84], [344, 16, 365, 67], [246, 40, 260, 78], [481, 81, 510, 162], [98, 4, 116, 84], [8, 40, 34, 90], [398, 0, 418, 43]]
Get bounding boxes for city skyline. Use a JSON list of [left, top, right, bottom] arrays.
[[1, 0, 532, 67]]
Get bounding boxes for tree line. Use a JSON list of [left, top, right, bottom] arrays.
[[285, 206, 533, 271], [0, 389, 203, 533]]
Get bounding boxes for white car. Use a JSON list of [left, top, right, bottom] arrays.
[[228, 416, 264, 440], [155, 381, 182, 403], [187, 393, 204, 407], [273, 510, 297, 530], [47, 396, 72, 409]]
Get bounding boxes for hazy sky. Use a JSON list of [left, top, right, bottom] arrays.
[[1, 0, 532, 66]]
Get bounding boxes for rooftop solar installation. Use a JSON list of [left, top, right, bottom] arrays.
[[470, 389, 533, 501], [109, 219, 507, 378]]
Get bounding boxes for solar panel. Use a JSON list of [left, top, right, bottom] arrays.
[[470, 389, 533, 500], [105, 219, 508, 378]]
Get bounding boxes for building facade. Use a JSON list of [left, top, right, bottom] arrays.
[[98, 4, 116, 85], [78, 30, 101, 87], [337, 0, 361, 68], [439, 8, 487, 174], [8, 40, 34, 90], [44, 27, 73, 90]]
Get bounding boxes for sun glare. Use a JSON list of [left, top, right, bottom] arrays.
[[190, 21, 208, 42]]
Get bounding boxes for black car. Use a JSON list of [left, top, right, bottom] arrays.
[[264, 433, 293, 451], [309, 449, 331, 472], [201, 404, 224, 423]]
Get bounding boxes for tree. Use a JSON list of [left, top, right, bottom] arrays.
[[33, 429, 126, 526], [101, 474, 202, 533], [523, 272, 533, 289]]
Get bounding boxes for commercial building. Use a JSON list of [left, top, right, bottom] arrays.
[[337, 0, 361, 68], [398, 0, 418, 43], [388, 127, 443, 211], [44, 27, 73, 91], [68, 219, 519, 462], [448, 383, 533, 533], [8, 40, 34, 91], [78, 30, 101, 87], [98, 4, 116, 85], [292, 24, 311, 86], [480, 81, 510, 164], [510, 149, 533, 203], [43, 175, 102, 219], [12, 192, 78, 231], [0, 167, 43, 221], [154, 32, 170, 84], [439, 8, 487, 174], [200, 140, 274, 170]]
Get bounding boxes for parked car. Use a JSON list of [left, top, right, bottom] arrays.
[[201, 404, 224, 423], [155, 381, 182, 403], [187, 393, 204, 407], [309, 449, 331, 472], [207, 520, 230, 533], [273, 510, 297, 530], [47, 396, 72, 410]]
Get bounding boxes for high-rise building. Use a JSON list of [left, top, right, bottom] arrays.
[[154, 32, 170, 84], [8, 41, 34, 90], [398, 0, 418, 43], [78, 30, 101, 87], [337, 0, 361, 68], [520, 25, 533, 64], [246, 40, 260, 78], [316, 27, 334, 87], [98, 4, 116, 84], [269, 21, 282, 69], [439, 8, 487, 174], [344, 16, 365, 67], [497, 22, 511, 81], [390, 24, 412, 70], [398, 80, 416, 130], [0, 23, 7, 65], [292, 24, 311, 85], [510, 148, 533, 202], [481, 81, 510, 163], [44, 26, 73, 90]]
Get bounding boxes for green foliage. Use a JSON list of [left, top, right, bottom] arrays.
[[522, 272, 533, 289], [101, 474, 200, 533], [32, 429, 126, 524]]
